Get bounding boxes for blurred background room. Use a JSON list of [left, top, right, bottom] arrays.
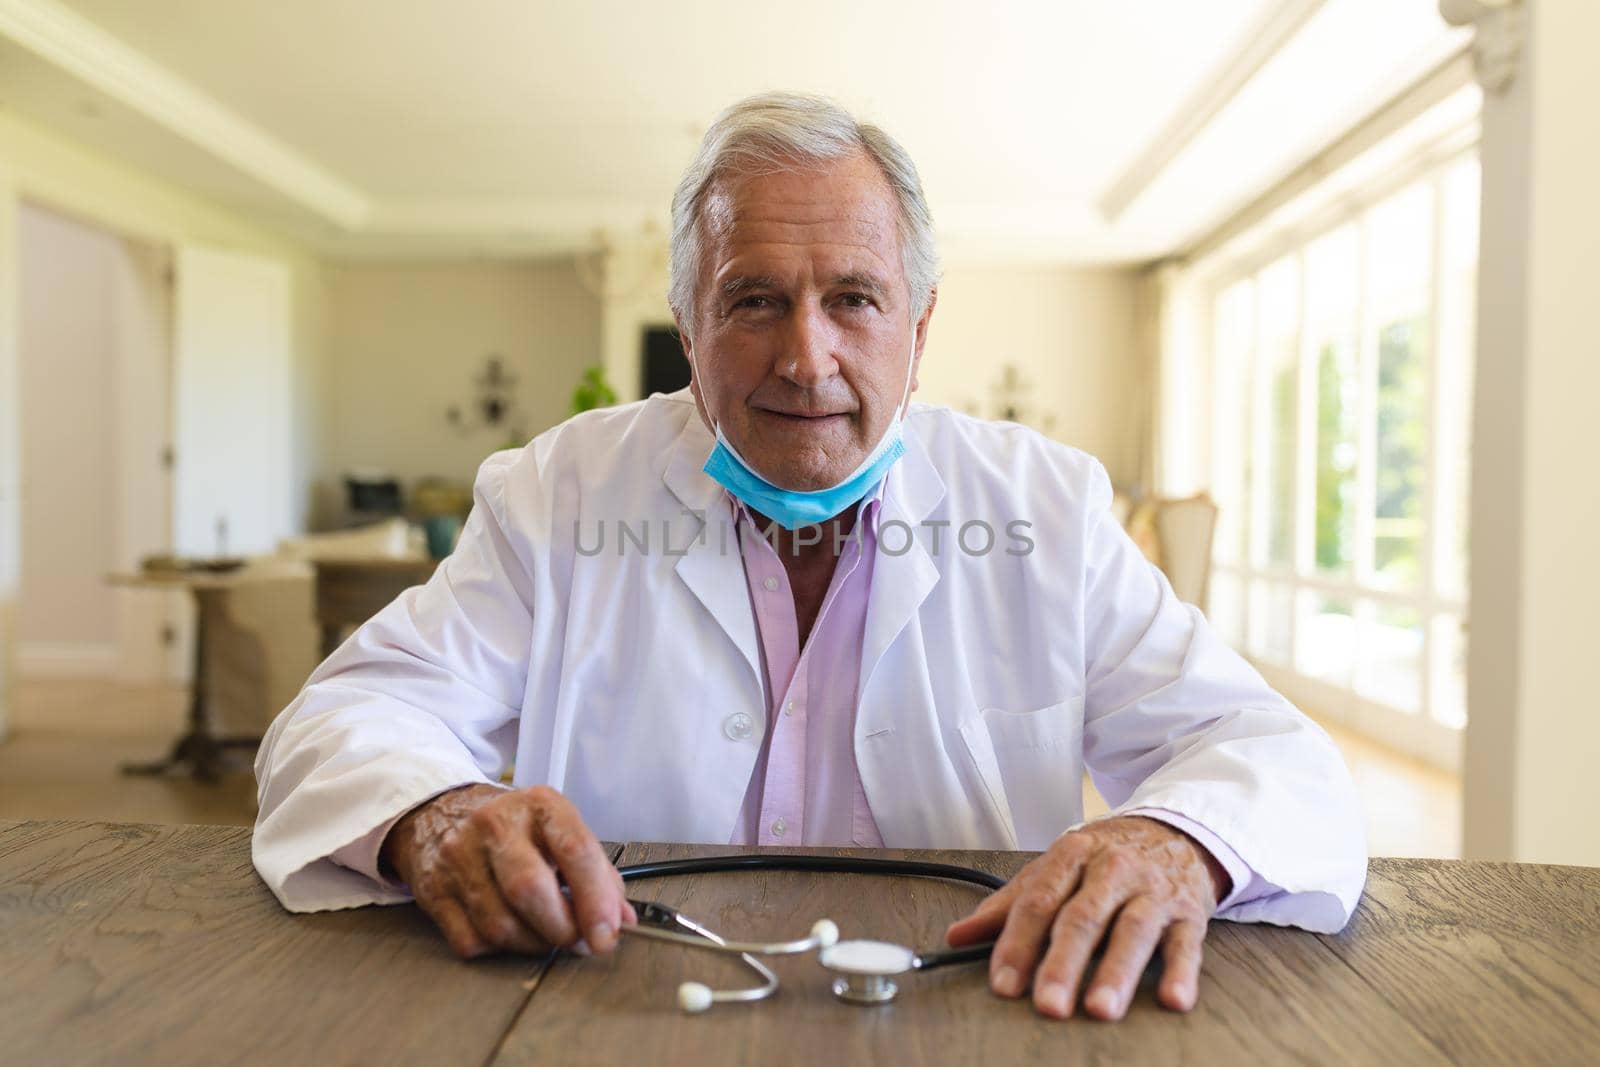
[[1, 0, 1594, 869]]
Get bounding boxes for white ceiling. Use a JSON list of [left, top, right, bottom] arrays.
[[0, 0, 1469, 263]]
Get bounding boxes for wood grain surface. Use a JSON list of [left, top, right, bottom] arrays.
[[0, 819, 610, 1067], [3, 821, 1598, 1066], [1324, 857, 1600, 1064], [493, 843, 1449, 1066]]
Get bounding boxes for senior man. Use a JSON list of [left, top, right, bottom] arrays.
[[254, 91, 1366, 1022]]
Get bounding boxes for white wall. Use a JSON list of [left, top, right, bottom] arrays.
[[1464, 0, 1600, 866], [16, 204, 120, 673], [0, 110, 327, 525], [320, 259, 600, 515], [918, 264, 1145, 487], [15, 202, 176, 681], [0, 109, 327, 724]]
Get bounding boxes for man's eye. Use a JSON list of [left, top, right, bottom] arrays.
[[840, 293, 871, 308], [736, 296, 774, 310]]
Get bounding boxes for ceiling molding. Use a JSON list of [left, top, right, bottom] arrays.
[[364, 197, 666, 238], [1097, 0, 1327, 222], [0, 0, 370, 228]]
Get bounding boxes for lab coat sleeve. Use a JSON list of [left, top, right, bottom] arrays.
[[252, 450, 532, 913], [1075, 460, 1368, 933]]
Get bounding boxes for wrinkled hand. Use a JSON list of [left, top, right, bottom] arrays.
[[946, 815, 1228, 1021], [382, 784, 634, 960]]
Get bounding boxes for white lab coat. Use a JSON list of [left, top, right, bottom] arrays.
[[253, 390, 1366, 931]]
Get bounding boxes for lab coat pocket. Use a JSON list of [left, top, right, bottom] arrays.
[[960, 696, 1086, 851]]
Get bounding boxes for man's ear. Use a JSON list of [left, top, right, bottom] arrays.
[[910, 286, 937, 394], [674, 311, 716, 434], [672, 312, 699, 401]]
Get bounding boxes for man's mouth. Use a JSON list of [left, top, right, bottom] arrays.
[[759, 408, 847, 424]]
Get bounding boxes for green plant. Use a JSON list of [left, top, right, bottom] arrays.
[[571, 364, 619, 415]]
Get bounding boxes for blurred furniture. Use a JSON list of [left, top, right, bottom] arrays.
[[109, 559, 319, 782], [308, 558, 438, 656], [1118, 492, 1219, 610], [411, 479, 473, 559], [6, 823, 1599, 1065], [278, 517, 421, 561], [411, 479, 473, 521], [343, 471, 404, 527], [278, 519, 437, 655], [1153, 494, 1219, 609]]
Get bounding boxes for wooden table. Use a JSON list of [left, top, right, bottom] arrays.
[[2, 821, 1596, 1065]]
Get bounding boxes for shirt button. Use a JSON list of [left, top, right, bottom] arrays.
[[783, 700, 795, 716], [762, 576, 779, 592], [772, 817, 787, 837], [723, 712, 754, 741]]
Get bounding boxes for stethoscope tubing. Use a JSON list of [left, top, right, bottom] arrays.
[[618, 852, 1009, 890], [618, 853, 1005, 966]]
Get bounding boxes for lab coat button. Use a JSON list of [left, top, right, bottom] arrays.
[[724, 712, 755, 741]]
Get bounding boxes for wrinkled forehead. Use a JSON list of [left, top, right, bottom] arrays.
[[699, 155, 903, 268]]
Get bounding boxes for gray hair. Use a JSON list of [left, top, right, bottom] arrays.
[[668, 91, 940, 327]]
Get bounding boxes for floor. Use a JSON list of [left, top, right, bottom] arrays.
[[0, 678, 1462, 858], [0, 679, 256, 826]]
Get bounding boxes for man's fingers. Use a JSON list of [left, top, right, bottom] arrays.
[[485, 825, 579, 947], [1155, 918, 1206, 1012], [424, 895, 490, 960], [1080, 897, 1167, 1021], [407, 784, 627, 960], [530, 791, 626, 952], [1027, 863, 1137, 1018], [986, 853, 1087, 999], [457, 865, 552, 956], [945, 881, 1019, 945]]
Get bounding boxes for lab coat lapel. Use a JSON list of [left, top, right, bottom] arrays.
[[854, 428, 991, 847], [858, 428, 944, 699], [661, 416, 764, 693]]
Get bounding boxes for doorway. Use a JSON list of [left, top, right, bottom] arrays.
[[15, 201, 180, 695]]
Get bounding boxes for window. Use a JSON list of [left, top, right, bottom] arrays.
[[1207, 153, 1479, 736]]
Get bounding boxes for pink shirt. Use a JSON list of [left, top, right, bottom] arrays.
[[728, 488, 886, 847]]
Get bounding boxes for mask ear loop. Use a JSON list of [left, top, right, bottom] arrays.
[[893, 328, 919, 420], [682, 339, 721, 436]]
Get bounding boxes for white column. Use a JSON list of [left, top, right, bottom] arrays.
[[1461, 0, 1600, 864], [0, 172, 18, 741]]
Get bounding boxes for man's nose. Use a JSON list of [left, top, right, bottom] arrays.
[[777, 306, 840, 387]]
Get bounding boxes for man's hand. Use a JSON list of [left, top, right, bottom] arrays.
[[945, 815, 1229, 1021], [381, 784, 634, 960]]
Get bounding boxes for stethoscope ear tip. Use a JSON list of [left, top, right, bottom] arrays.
[[678, 981, 715, 1014], [811, 919, 840, 948]]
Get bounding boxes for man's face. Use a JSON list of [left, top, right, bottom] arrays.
[[677, 150, 933, 491]]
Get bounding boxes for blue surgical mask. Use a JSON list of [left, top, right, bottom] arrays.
[[696, 340, 916, 530]]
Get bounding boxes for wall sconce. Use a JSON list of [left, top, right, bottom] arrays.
[[964, 363, 1058, 434], [447, 354, 522, 434]]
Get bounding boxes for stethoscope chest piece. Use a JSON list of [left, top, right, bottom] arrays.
[[616, 853, 1003, 1012], [818, 940, 916, 1005]]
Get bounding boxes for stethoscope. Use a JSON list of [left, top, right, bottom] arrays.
[[614, 854, 1005, 1012]]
